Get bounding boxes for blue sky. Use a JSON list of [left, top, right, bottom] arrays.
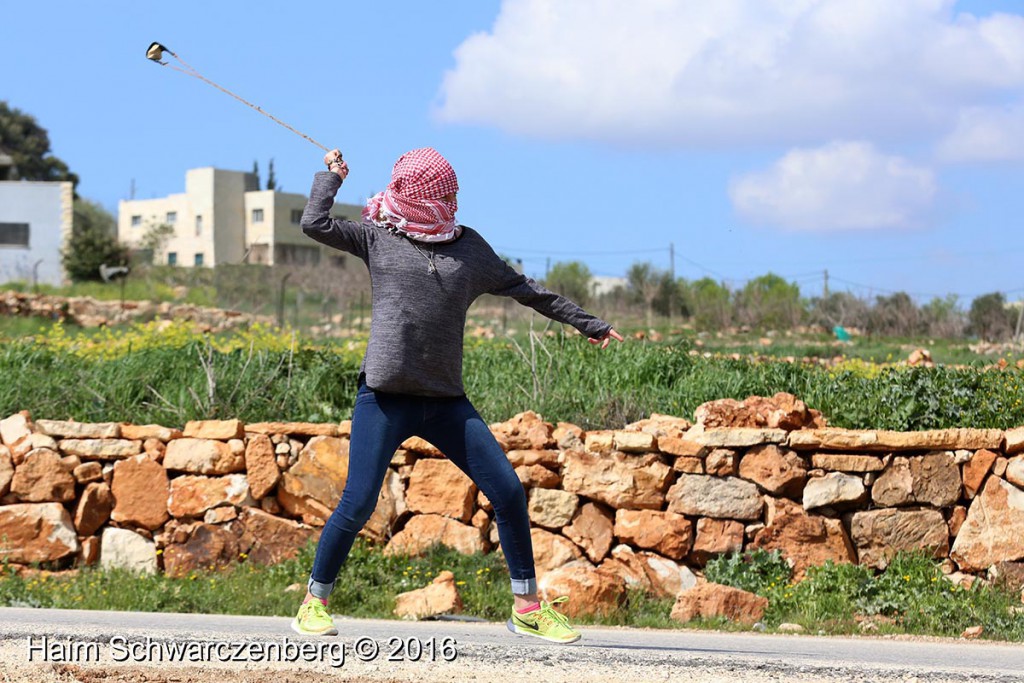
[[3, 0, 1023, 304]]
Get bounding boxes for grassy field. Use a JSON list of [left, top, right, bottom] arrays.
[[1, 546, 1019, 640], [2, 319, 1024, 429]]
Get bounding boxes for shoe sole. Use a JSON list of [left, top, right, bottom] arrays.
[[506, 618, 581, 644], [290, 617, 339, 636]]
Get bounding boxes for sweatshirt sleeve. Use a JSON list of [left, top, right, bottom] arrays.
[[489, 259, 613, 339], [300, 172, 371, 259]]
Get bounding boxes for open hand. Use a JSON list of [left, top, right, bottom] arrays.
[[589, 328, 624, 349]]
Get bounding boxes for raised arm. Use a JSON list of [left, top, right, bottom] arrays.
[[489, 258, 620, 344], [299, 150, 370, 259]]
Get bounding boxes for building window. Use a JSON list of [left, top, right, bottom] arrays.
[[194, 253, 204, 266], [195, 215, 203, 236], [252, 208, 264, 223], [166, 211, 177, 224], [0, 222, 30, 247], [291, 209, 303, 224], [131, 215, 142, 227], [167, 252, 177, 266]]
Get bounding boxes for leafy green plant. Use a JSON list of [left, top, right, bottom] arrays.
[[704, 549, 792, 596]]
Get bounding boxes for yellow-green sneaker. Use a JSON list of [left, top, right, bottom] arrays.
[[291, 599, 338, 636], [506, 596, 581, 644]]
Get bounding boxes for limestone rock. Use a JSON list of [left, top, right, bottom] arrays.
[[100, 527, 156, 574], [231, 507, 317, 565], [537, 561, 626, 618], [204, 506, 238, 524], [244, 434, 280, 500], [244, 422, 339, 438], [683, 424, 787, 448], [35, 420, 120, 439], [162, 522, 241, 577], [10, 433, 59, 462], [1004, 427, 1024, 455], [750, 498, 856, 579], [506, 449, 561, 468], [400, 436, 444, 457], [72, 461, 103, 484], [658, 436, 705, 458], [10, 449, 76, 502], [670, 583, 768, 626], [613, 509, 693, 560], [164, 438, 245, 475], [530, 527, 584, 573], [788, 429, 1003, 452], [948, 505, 968, 536], [79, 535, 100, 566], [564, 503, 614, 563], [666, 475, 763, 520], [584, 431, 615, 453], [394, 570, 463, 619], [705, 448, 738, 476], [695, 393, 820, 430], [690, 518, 745, 565], [988, 561, 1024, 592], [0, 502, 79, 563], [613, 431, 657, 453], [111, 455, 169, 530], [406, 458, 476, 522], [489, 411, 554, 450], [803, 472, 866, 510], [849, 508, 949, 569], [527, 488, 579, 529], [739, 445, 808, 497], [0, 446, 12, 497], [553, 422, 584, 450], [950, 477, 1024, 572], [385, 514, 485, 557], [277, 436, 349, 518], [562, 450, 672, 510], [872, 452, 962, 508], [1006, 456, 1024, 488], [183, 419, 244, 440], [515, 464, 561, 489], [809, 453, 885, 473], [168, 474, 251, 518], [963, 450, 998, 498], [362, 468, 407, 543], [0, 413, 32, 448], [74, 482, 113, 537], [59, 439, 143, 460], [119, 424, 182, 442], [605, 545, 698, 598]]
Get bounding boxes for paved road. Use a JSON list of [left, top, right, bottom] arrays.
[[0, 607, 1021, 682]]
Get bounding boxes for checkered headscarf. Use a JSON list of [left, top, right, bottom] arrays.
[[362, 148, 461, 243]]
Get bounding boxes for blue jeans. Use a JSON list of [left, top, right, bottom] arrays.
[[308, 383, 537, 599]]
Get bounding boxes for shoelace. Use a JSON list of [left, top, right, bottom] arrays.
[[303, 601, 329, 620], [537, 597, 572, 629]]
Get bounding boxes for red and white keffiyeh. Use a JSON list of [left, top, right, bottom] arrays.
[[362, 147, 461, 243]]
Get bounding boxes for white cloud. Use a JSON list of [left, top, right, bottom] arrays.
[[729, 141, 937, 231], [437, 0, 1024, 148], [936, 104, 1024, 162]]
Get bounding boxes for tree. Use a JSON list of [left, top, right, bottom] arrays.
[[869, 292, 921, 337], [734, 273, 803, 330], [808, 291, 870, 330], [627, 261, 669, 329], [0, 101, 78, 188], [921, 295, 965, 339], [62, 199, 129, 281], [969, 292, 1014, 341], [544, 261, 592, 307], [137, 221, 176, 265], [685, 277, 733, 331], [266, 158, 277, 191]]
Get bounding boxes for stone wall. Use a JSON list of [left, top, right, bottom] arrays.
[[0, 290, 272, 331], [2, 394, 1024, 617]]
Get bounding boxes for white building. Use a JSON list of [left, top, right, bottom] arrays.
[[118, 168, 362, 267], [0, 177, 74, 287]]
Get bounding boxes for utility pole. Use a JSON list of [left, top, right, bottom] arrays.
[[668, 243, 676, 329], [823, 269, 829, 299]]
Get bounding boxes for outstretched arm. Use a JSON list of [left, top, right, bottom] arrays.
[[490, 260, 622, 347], [299, 149, 371, 259]]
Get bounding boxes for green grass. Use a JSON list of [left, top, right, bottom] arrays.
[[706, 550, 1024, 640], [3, 332, 1024, 429], [3, 544, 1019, 640]]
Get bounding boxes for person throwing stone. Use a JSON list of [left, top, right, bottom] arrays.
[[292, 146, 623, 643]]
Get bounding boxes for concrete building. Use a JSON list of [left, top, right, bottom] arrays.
[[117, 168, 362, 267], [0, 178, 74, 287]]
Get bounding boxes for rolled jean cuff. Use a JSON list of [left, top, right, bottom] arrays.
[[510, 577, 537, 595], [308, 577, 335, 600]]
